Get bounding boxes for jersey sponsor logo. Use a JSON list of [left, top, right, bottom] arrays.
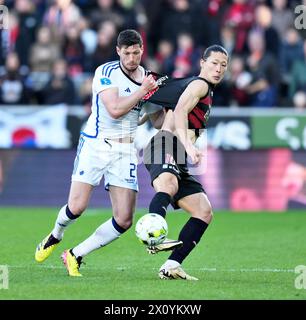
[[156, 75, 168, 86], [125, 87, 131, 93], [100, 77, 112, 85]]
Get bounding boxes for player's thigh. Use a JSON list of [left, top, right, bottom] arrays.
[[153, 172, 179, 196], [68, 181, 94, 215], [105, 142, 138, 192], [109, 186, 137, 228], [177, 192, 213, 223], [72, 135, 111, 186]]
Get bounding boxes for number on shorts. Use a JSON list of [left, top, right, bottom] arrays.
[[130, 163, 136, 178]]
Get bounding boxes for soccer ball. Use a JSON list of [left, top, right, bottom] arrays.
[[135, 213, 168, 246]]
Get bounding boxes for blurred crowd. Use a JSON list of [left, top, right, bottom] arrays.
[[0, 0, 305, 109]]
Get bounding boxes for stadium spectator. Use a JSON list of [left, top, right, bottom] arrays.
[[29, 26, 61, 73], [89, 20, 118, 72], [115, 0, 141, 32], [34, 29, 160, 277], [293, 91, 306, 111], [222, 0, 254, 54], [27, 26, 61, 103], [202, 0, 227, 46], [0, 52, 29, 105], [154, 39, 175, 75], [78, 16, 97, 57], [43, 0, 82, 42], [41, 58, 77, 105], [219, 24, 236, 56], [288, 40, 306, 102], [279, 28, 304, 76], [271, 0, 294, 43], [171, 32, 201, 78], [74, 0, 96, 15], [251, 4, 280, 58], [159, 0, 201, 48], [62, 24, 86, 77], [88, 0, 123, 31], [142, 45, 229, 280], [245, 30, 279, 107], [13, 0, 40, 67], [140, 0, 165, 55], [227, 55, 251, 106], [78, 75, 93, 113], [0, 12, 19, 66]]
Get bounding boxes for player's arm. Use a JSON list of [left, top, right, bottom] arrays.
[[138, 112, 150, 126], [100, 75, 157, 119], [148, 108, 167, 129], [173, 80, 208, 164], [137, 109, 165, 128], [138, 103, 165, 128]]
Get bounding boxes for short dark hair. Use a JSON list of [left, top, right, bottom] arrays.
[[117, 29, 143, 48], [203, 45, 228, 60]]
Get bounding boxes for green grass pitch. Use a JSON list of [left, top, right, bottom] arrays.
[[0, 208, 306, 300]]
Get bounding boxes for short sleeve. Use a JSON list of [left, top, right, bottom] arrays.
[[92, 63, 119, 94]]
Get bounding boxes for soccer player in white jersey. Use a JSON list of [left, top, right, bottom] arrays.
[[34, 29, 159, 276]]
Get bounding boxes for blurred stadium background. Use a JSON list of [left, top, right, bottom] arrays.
[[0, 0, 306, 300]]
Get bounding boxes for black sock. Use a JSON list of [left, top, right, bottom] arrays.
[[66, 205, 79, 220], [149, 192, 171, 218], [169, 217, 209, 264], [44, 234, 60, 249]]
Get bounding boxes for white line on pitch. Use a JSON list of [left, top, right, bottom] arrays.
[[197, 267, 294, 273], [8, 265, 295, 273]]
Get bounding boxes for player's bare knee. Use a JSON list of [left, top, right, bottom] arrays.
[[193, 206, 213, 223], [201, 207, 213, 223], [167, 181, 178, 197], [154, 175, 178, 197]]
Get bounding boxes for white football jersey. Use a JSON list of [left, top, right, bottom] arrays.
[[82, 60, 146, 139]]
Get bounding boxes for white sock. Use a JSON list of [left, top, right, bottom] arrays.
[[72, 218, 121, 258], [160, 259, 180, 271], [51, 205, 78, 240]]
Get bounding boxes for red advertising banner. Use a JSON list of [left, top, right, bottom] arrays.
[[201, 148, 306, 211]]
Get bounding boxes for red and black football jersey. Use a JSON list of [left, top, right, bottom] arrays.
[[143, 73, 214, 134]]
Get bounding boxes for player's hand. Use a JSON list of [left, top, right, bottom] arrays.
[[141, 75, 158, 94], [186, 144, 203, 165]]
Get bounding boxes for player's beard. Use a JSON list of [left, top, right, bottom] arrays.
[[125, 64, 138, 72], [121, 59, 139, 73]]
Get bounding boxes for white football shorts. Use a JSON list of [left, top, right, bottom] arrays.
[[72, 134, 138, 191]]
